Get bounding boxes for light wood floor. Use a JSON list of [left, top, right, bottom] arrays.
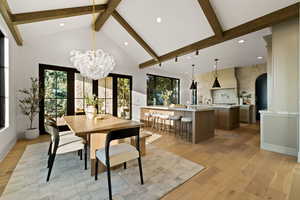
[[0, 123, 299, 200]]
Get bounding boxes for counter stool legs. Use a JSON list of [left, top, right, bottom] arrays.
[[181, 117, 193, 143]]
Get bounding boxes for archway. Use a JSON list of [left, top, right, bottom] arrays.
[[255, 73, 268, 120]]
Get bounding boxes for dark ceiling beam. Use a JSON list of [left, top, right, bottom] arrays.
[[94, 0, 122, 31], [0, 0, 23, 45], [11, 4, 107, 25], [140, 3, 299, 69], [197, 0, 223, 38], [112, 11, 159, 61]]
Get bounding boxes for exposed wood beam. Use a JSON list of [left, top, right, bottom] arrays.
[[112, 11, 159, 61], [0, 0, 23, 45], [11, 4, 107, 25], [197, 0, 223, 38], [140, 3, 299, 69], [94, 0, 122, 31]]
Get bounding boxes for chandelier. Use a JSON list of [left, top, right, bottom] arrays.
[[70, 0, 115, 80]]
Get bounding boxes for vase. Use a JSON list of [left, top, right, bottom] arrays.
[[86, 106, 97, 119], [163, 100, 169, 106], [24, 128, 39, 140]]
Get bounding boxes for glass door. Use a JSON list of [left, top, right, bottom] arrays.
[[117, 77, 131, 119], [44, 70, 68, 120], [98, 74, 132, 119]]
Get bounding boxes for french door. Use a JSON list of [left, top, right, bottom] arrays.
[[39, 64, 132, 133]]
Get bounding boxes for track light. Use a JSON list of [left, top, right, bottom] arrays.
[[175, 56, 178, 62]]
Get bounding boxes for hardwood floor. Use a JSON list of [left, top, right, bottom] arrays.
[[0, 123, 299, 199]]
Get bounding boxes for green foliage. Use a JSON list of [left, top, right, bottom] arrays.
[[85, 94, 99, 107], [18, 77, 42, 129], [44, 70, 68, 118], [161, 90, 173, 105], [117, 78, 130, 119]]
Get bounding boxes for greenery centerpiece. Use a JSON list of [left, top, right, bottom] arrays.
[[85, 94, 99, 119], [161, 90, 173, 106], [18, 77, 42, 139]]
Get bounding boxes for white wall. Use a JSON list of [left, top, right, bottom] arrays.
[[0, 16, 19, 161], [15, 28, 190, 137], [260, 18, 299, 157]]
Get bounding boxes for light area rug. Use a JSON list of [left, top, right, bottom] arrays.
[[0, 143, 204, 200]]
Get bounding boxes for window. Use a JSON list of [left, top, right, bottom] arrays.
[[74, 73, 93, 113], [147, 74, 180, 106], [0, 30, 7, 129]]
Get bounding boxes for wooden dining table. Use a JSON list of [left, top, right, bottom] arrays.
[[62, 114, 142, 176]]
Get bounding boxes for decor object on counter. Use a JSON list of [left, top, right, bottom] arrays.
[[85, 94, 99, 119], [161, 90, 173, 106], [212, 59, 221, 88], [190, 64, 197, 105], [70, 0, 115, 80], [239, 91, 252, 105], [18, 77, 42, 139]]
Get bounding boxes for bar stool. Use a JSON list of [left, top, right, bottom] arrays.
[[144, 112, 152, 128], [169, 116, 182, 136], [159, 114, 170, 132], [151, 113, 161, 130], [181, 117, 192, 142]]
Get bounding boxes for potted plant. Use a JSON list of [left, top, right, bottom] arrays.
[[18, 77, 41, 139], [85, 94, 98, 119], [161, 90, 173, 106]]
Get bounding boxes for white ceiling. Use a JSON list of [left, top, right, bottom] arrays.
[[6, 0, 298, 75]]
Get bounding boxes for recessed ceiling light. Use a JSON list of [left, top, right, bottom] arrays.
[[238, 39, 245, 44], [59, 23, 65, 27], [156, 17, 162, 23], [124, 42, 128, 46], [257, 56, 263, 60]]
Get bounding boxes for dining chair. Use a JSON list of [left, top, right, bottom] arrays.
[[44, 115, 77, 156], [44, 120, 87, 182], [95, 127, 144, 200]]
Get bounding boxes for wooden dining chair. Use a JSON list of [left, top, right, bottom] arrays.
[[44, 120, 88, 182], [95, 127, 144, 200]]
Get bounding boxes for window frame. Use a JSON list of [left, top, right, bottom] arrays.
[[0, 30, 8, 131], [146, 74, 180, 106]]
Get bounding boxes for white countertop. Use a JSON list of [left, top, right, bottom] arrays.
[[141, 106, 214, 112], [188, 104, 240, 109]]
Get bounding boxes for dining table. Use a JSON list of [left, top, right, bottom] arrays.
[[62, 114, 142, 176]]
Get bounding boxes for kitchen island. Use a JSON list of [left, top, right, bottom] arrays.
[[140, 106, 215, 144], [189, 105, 240, 130]]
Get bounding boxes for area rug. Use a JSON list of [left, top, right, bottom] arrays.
[[0, 142, 204, 200]]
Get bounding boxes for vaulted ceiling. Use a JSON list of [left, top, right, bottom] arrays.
[[1, 0, 299, 75]]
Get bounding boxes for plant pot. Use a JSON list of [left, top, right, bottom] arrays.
[[86, 106, 97, 119], [24, 128, 39, 140]]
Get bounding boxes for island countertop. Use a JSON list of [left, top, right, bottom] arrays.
[[141, 106, 214, 112]]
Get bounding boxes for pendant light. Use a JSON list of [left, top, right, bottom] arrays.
[[70, 0, 115, 80], [190, 64, 197, 90], [212, 59, 221, 88]]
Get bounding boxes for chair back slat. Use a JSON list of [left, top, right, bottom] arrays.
[[44, 117, 60, 154], [105, 127, 141, 163]]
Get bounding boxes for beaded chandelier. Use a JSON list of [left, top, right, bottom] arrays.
[[70, 0, 115, 80]]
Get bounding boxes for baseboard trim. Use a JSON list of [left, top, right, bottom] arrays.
[[261, 142, 297, 157], [0, 137, 17, 161]]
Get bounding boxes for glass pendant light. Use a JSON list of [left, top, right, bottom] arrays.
[[212, 59, 221, 88], [70, 0, 115, 80]]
